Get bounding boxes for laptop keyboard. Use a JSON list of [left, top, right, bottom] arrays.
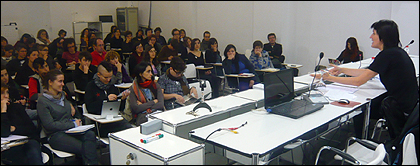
[[269, 100, 324, 118], [271, 100, 309, 113]]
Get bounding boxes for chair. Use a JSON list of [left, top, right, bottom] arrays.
[[315, 142, 387, 165], [185, 63, 197, 83], [39, 127, 75, 164], [245, 49, 252, 60], [82, 104, 110, 155]]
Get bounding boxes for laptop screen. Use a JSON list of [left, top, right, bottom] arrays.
[[264, 68, 294, 109]]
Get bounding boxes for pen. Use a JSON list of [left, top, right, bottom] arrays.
[[140, 133, 164, 143]]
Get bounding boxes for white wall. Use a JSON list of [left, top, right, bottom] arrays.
[[2, 1, 418, 75]]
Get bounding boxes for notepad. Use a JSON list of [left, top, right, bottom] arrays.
[[66, 124, 95, 134], [1, 135, 28, 144]]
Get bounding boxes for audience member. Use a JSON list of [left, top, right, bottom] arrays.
[[145, 34, 163, 54], [200, 31, 211, 51], [14, 33, 32, 48], [157, 39, 179, 62], [263, 33, 285, 69], [35, 29, 51, 45], [1, 65, 26, 106], [80, 28, 90, 52], [104, 50, 131, 83], [37, 44, 55, 70], [205, 38, 223, 76], [187, 38, 221, 98], [183, 37, 192, 54], [84, 61, 132, 137], [27, 58, 50, 109], [49, 37, 64, 59], [167, 28, 180, 44], [37, 69, 98, 165], [222, 44, 259, 91], [110, 28, 124, 50], [179, 29, 186, 44], [336, 37, 364, 64], [1, 44, 14, 66], [25, 37, 36, 50], [133, 29, 145, 44], [6, 43, 27, 77], [61, 38, 79, 66], [1, 82, 43, 165], [143, 45, 161, 76], [15, 47, 39, 85], [128, 42, 144, 78], [127, 61, 164, 125], [87, 33, 96, 53], [73, 51, 97, 91], [104, 25, 117, 45], [90, 38, 107, 66], [1, 36, 8, 50], [154, 27, 167, 46], [143, 28, 153, 46], [49, 29, 67, 56], [158, 56, 197, 110], [122, 30, 134, 54], [249, 40, 274, 70]]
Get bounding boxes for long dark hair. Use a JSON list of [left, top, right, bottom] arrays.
[[143, 45, 159, 66], [343, 37, 360, 60], [134, 61, 157, 96], [223, 44, 240, 73]]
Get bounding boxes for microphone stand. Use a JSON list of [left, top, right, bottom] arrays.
[[308, 52, 324, 97], [358, 53, 362, 69], [190, 79, 212, 116]]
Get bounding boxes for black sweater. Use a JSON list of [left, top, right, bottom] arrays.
[[1, 103, 39, 140], [84, 80, 120, 115], [72, 64, 98, 91]]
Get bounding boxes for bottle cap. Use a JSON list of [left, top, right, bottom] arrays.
[[266, 108, 272, 113]]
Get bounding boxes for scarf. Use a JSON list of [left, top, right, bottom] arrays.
[[132, 79, 155, 114], [37, 37, 49, 45], [166, 69, 189, 95], [42, 89, 65, 106], [93, 73, 113, 90]]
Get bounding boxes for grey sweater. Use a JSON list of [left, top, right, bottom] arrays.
[[37, 94, 75, 136]]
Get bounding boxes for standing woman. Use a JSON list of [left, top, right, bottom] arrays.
[[128, 42, 144, 78], [126, 61, 164, 126], [36, 29, 51, 45], [187, 38, 221, 98], [37, 69, 98, 165], [222, 44, 259, 91], [336, 37, 363, 64], [143, 45, 161, 77], [80, 28, 90, 52]]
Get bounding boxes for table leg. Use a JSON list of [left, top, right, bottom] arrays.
[[252, 153, 259, 165], [362, 98, 372, 139]]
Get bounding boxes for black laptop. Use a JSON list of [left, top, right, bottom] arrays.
[[264, 69, 324, 119]]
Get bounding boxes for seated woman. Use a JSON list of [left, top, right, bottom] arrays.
[[222, 44, 259, 91], [336, 37, 363, 64], [80, 28, 90, 52], [249, 40, 274, 70], [143, 46, 161, 77], [204, 38, 223, 76], [15, 47, 39, 85], [128, 42, 144, 78], [1, 82, 43, 165], [104, 50, 132, 83], [37, 69, 98, 165], [187, 38, 221, 98], [126, 62, 164, 126]]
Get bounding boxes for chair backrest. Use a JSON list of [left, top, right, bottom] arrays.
[[184, 63, 196, 79], [366, 144, 387, 165], [245, 49, 252, 60]]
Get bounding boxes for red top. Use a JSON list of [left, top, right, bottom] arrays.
[[91, 50, 107, 66], [62, 51, 80, 63], [28, 77, 38, 99]]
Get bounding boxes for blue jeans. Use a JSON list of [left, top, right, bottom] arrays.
[[48, 130, 98, 165], [1, 139, 43, 165]]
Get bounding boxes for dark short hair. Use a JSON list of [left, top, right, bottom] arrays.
[[253, 40, 263, 49], [223, 44, 237, 59], [4, 44, 14, 52], [33, 57, 47, 70], [1, 36, 7, 43], [171, 28, 179, 36], [145, 28, 153, 34], [179, 29, 186, 34], [58, 29, 67, 36], [25, 37, 36, 44], [93, 38, 103, 46], [98, 61, 113, 73], [136, 29, 144, 38], [19, 33, 32, 43], [27, 46, 38, 56], [370, 19, 401, 49], [124, 30, 132, 38], [42, 69, 63, 89], [169, 38, 179, 50], [207, 38, 218, 50], [63, 38, 76, 52], [132, 41, 143, 52], [78, 51, 92, 61], [170, 56, 186, 72], [267, 33, 276, 40], [154, 27, 162, 33], [15, 43, 27, 52], [203, 31, 210, 37]]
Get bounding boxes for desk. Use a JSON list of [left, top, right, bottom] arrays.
[[195, 65, 213, 79], [231, 88, 264, 108], [160, 60, 171, 64], [1, 135, 29, 152], [109, 127, 204, 165], [149, 95, 256, 139], [115, 83, 132, 89], [282, 63, 303, 69], [66, 65, 75, 71]]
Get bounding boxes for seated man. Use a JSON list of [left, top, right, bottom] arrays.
[[157, 57, 197, 110], [263, 33, 285, 69], [157, 39, 180, 73], [84, 61, 132, 137]]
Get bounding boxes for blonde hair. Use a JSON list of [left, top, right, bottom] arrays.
[[104, 50, 121, 62]]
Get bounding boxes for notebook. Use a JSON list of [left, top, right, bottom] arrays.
[[101, 100, 121, 118], [264, 69, 324, 119], [176, 95, 199, 106]]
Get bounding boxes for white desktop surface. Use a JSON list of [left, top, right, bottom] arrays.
[[293, 74, 314, 85], [409, 55, 419, 76], [115, 83, 132, 89], [110, 127, 201, 158], [231, 89, 264, 101], [190, 103, 351, 156], [83, 113, 123, 124], [151, 95, 254, 125]]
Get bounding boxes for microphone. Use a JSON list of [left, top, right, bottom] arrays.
[[358, 53, 362, 69], [308, 52, 324, 97], [404, 40, 414, 48]]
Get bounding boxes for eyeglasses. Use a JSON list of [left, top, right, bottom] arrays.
[[173, 70, 184, 75], [149, 50, 157, 53], [42, 49, 49, 51]]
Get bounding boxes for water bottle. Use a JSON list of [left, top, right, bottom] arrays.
[[404, 46, 410, 54]]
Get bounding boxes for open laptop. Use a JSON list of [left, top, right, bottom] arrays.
[[328, 58, 341, 65], [100, 100, 121, 118], [264, 69, 324, 119]]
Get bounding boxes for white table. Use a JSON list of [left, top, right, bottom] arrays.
[[149, 95, 256, 139], [231, 88, 265, 108], [109, 127, 204, 165], [115, 83, 132, 89]]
